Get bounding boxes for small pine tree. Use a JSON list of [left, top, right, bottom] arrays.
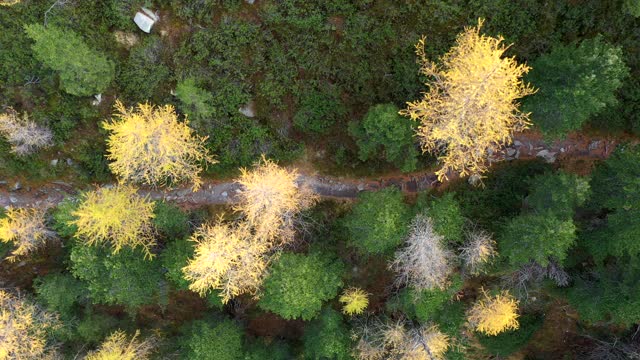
[[401, 18, 535, 181], [0, 206, 55, 261], [86, 330, 156, 360], [70, 185, 156, 258], [103, 101, 214, 191], [468, 290, 519, 336], [339, 287, 369, 316]]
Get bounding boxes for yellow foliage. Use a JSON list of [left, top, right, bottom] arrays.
[[103, 101, 214, 191], [0, 0, 21, 6], [403, 325, 449, 360], [70, 185, 156, 258], [339, 287, 369, 315], [0, 290, 58, 360], [86, 330, 155, 360], [468, 290, 519, 335], [183, 221, 270, 303], [401, 19, 535, 181], [0, 207, 53, 261], [235, 156, 317, 243]]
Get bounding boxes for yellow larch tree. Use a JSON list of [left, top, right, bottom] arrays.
[[0, 0, 21, 6], [401, 19, 535, 181], [70, 185, 156, 258], [0, 207, 55, 261], [339, 287, 369, 316], [85, 330, 156, 360], [468, 289, 519, 335], [103, 101, 214, 191], [0, 290, 59, 360], [402, 325, 449, 360], [182, 221, 270, 303], [234, 156, 317, 243]]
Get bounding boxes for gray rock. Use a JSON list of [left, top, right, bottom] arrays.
[[506, 148, 516, 157], [9, 196, 17, 204], [357, 183, 365, 191], [536, 149, 557, 163], [134, 8, 159, 33], [239, 100, 256, 118], [588, 140, 600, 151], [221, 191, 228, 197], [11, 182, 21, 191], [50, 159, 59, 166], [245, 0, 255, 3], [513, 140, 523, 147], [66, 158, 74, 166]]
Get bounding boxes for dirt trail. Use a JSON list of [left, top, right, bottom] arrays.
[[0, 131, 619, 209]]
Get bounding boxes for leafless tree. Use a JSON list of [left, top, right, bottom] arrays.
[[390, 215, 453, 291], [0, 109, 52, 156], [503, 259, 570, 299], [578, 333, 640, 360], [459, 229, 497, 275]]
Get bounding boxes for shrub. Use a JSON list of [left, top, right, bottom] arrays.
[[175, 78, 216, 122], [116, 36, 170, 103], [34, 273, 85, 317], [153, 201, 190, 240], [243, 338, 291, 360], [25, 24, 114, 96], [499, 212, 576, 268], [51, 198, 80, 238], [160, 237, 193, 290], [303, 308, 352, 360], [293, 84, 345, 134], [343, 187, 410, 255], [526, 172, 589, 220], [477, 314, 543, 356], [525, 36, 629, 138], [349, 103, 419, 172], [181, 319, 244, 360], [259, 252, 344, 320], [416, 192, 465, 244], [69, 244, 164, 309]]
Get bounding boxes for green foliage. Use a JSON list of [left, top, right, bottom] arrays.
[[389, 274, 463, 323], [259, 252, 344, 320], [416, 192, 465, 244], [182, 319, 244, 360], [160, 237, 193, 290], [51, 198, 79, 238], [477, 314, 544, 357], [499, 212, 576, 268], [567, 260, 640, 326], [243, 338, 291, 360], [343, 187, 410, 255], [34, 273, 85, 317], [525, 35, 629, 138], [116, 36, 171, 103], [526, 172, 589, 220], [349, 103, 419, 172], [624, 0, 640, 17], [69, 244, 164, 309], [293, 84, 345, 134], [75, 311, 120, 345], [175, 78, 216, 122], [584, 144, 640, 261], [153, 201, 190, 240], [25, 24, 114, 96], [303, 307, 352, 360]]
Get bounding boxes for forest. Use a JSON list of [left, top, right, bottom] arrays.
[[1, 0, 640, 359]]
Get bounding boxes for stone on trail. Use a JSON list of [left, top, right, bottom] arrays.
[[134, 8, 159, 33]]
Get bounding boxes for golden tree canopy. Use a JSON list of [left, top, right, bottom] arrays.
[[0, 0, 21, 6], [103, 101, 214, 191], [468, 289, 519, 335], [70, 185, 156, 258], [339, 287, 369, 316], [182, 221, 270, 303], [235, 156, 317, 243], [401, 19, 535, 181], [0, 290, 59, 360], [0, 207, 55, 261], [85, 330, 155, 360]]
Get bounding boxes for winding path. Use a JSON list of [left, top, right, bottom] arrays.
[[0, 132, 619, 209]]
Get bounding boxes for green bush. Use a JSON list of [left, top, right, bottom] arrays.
[[499, 212, 576, 268], [69, 244, 165, 309], [75, 311, 120, 345], [160, 237, 193, 290], [388, 274, 463, 323], [116, 36, 171, 103], [51, 198, 80, 238], [343, 187, 410, 255], [526, 172, 589, 220], [349, 103, 419, 173], [524, 35, 629, 138], [303, 308, 352, 360], [175, 78, 216, 122], [243, 338, 291, 360], [34, 273, 85, 317], [259, 252, 344, 320], [477, 314, 544, 357], [293, 84, 345, 134], [153, 201, 190, 240], [25, 24, 114, 96], [182, 319, 244, 360], [416, 192, 465, 244]]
